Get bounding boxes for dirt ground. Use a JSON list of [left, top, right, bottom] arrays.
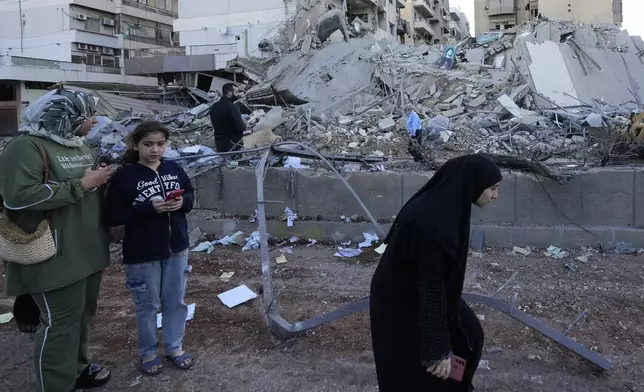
[[0, 244, 642, 392]]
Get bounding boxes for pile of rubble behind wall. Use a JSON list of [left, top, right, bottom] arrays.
[[2, 18, 643, 170], [233, 17, 644, 165]]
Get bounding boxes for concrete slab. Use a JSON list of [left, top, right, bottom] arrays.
[[525, 40, 580, 108], [297, 170, 402, 221], [635, 170, 644, 228], [194, 168, 223, 211], [579, 169, 635, 226], [221, 168, 296, 218], [515, 172, 584, 225]]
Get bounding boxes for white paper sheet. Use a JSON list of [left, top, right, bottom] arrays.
[[218, 285, 258, 308]]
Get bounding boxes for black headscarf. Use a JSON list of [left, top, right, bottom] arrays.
[[386, 154, 502, 260]]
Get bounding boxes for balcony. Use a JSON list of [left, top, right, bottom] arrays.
[[130, 47, 186, 58], [413, 18, 436, 37], [396, 0, 405, 8], [121, 0, 178, 18], [413, 0, 435, 17], [0, 55, 157, 86]]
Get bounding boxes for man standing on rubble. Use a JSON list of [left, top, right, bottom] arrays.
[[209, 83, 246, 155]]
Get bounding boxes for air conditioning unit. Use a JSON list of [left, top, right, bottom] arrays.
[[77, 43, 88, 50], [102, 47, 114, 55], [76, 13, 88, 21], [89, 45, 99, 52], [101, 18, 115, 26]]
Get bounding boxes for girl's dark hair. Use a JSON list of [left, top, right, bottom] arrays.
[[122, 121, 170, 164]]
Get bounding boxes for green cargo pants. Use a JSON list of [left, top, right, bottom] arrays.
[[31, 271, 103, 392]]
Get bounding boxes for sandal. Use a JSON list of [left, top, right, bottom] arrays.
[[140, 357, 163, 376], [74, 364, 111, 390], [166, 352, 195, 370]]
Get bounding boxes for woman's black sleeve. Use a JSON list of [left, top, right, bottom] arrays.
[[417, 237, 451, 367]]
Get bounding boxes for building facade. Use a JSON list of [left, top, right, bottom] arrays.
[[474, 0, 623, 37], [398, 0, 451, 45], [0, 0, 178, 134], [171, 0, 401, 66], [449, 7, 470, 41]]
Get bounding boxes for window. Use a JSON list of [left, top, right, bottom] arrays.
[[85, 18, 100, 32], [71, 55, 86, 64], [102, 58, 116, 67], [390, 22, 395, 36], [86, 55, 101, 65]]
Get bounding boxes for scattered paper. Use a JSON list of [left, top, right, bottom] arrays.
[[477, 360, 491, 371], [358, 232, 379, 249], [220, 272, 235, 282], [214, 231, 245, 246], [192, 241, 214, 254], [289, 236, 299, 243], [513, 246, 531, 256], [341, 241, 351, 246], [0, 312, 14, 324], [374, 243, 387, 254], [334, 247, 362, 258], [307, 239, 318, 247], [545, 246, 567, 259], [477, 314, 485, 321], [156, 303, 196, 328], [283, 156, 308, 169], [279, 247, 293, 254], [242, 231, 261, 251], [284, 207, 298, 227], [218, 285, 258, 308], [528, 354, 542, 361], [276, 254, 288, 264]]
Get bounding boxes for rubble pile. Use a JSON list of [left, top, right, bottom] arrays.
[[2, 19, 643, 169]]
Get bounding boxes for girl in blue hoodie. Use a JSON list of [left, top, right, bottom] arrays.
[[104, 121, 195, 375]]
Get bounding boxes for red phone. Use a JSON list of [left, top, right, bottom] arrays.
[[448, 354, 467, 382], [165, 189, 185, 201]]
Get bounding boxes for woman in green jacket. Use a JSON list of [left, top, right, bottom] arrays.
[[0, 88, 114, 392]]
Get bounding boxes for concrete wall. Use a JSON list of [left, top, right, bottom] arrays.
[[539, 0, 617, 25], [174, 0, 295, 58], [189, 167, 644, 248]]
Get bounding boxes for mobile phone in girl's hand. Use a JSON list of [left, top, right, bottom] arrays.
[[448, 354, 466, 382], [165, 189, 185, 201]]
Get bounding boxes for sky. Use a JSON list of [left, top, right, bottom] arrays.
[[448, 0, 644, 38]]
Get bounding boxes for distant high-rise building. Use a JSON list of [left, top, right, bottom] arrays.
[[398, 0, 452, 45]]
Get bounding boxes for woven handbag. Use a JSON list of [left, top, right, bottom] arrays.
[[0, 144, 57, 265]]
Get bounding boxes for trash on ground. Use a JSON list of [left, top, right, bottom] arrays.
[[156, 303, 196, 328], [512, 246, 531, 256], [0, 312, 14, 324], [334, 247, 362, 258], [358, 232, 379, 248], [214, 231, 246, 246], [545, 246, 567, 259], [242, 231, 261, 251], [220, 272, 235, 282], [374, 243, 387, 254], [192, 241, 215, 254], [284, 207, 298, 227], [276, 254, 288, 264], [218, 285, 258, 308]]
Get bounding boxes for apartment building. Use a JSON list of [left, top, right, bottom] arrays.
[[170, 0, 400, 64], [0, 0, 179, 134], [399, 0, 451, 45], [474, 0, 623, 36], [449, 7, 470, 41]]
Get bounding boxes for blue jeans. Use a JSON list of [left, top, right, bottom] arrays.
[[125, 250, 189, 358]]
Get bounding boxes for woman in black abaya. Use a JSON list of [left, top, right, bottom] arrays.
[[370, 154, 502, 392]]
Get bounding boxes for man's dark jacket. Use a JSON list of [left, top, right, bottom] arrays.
[[209, 96, 246, 152]]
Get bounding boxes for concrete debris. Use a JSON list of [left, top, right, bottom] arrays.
[[4, 19, 643, 172]]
